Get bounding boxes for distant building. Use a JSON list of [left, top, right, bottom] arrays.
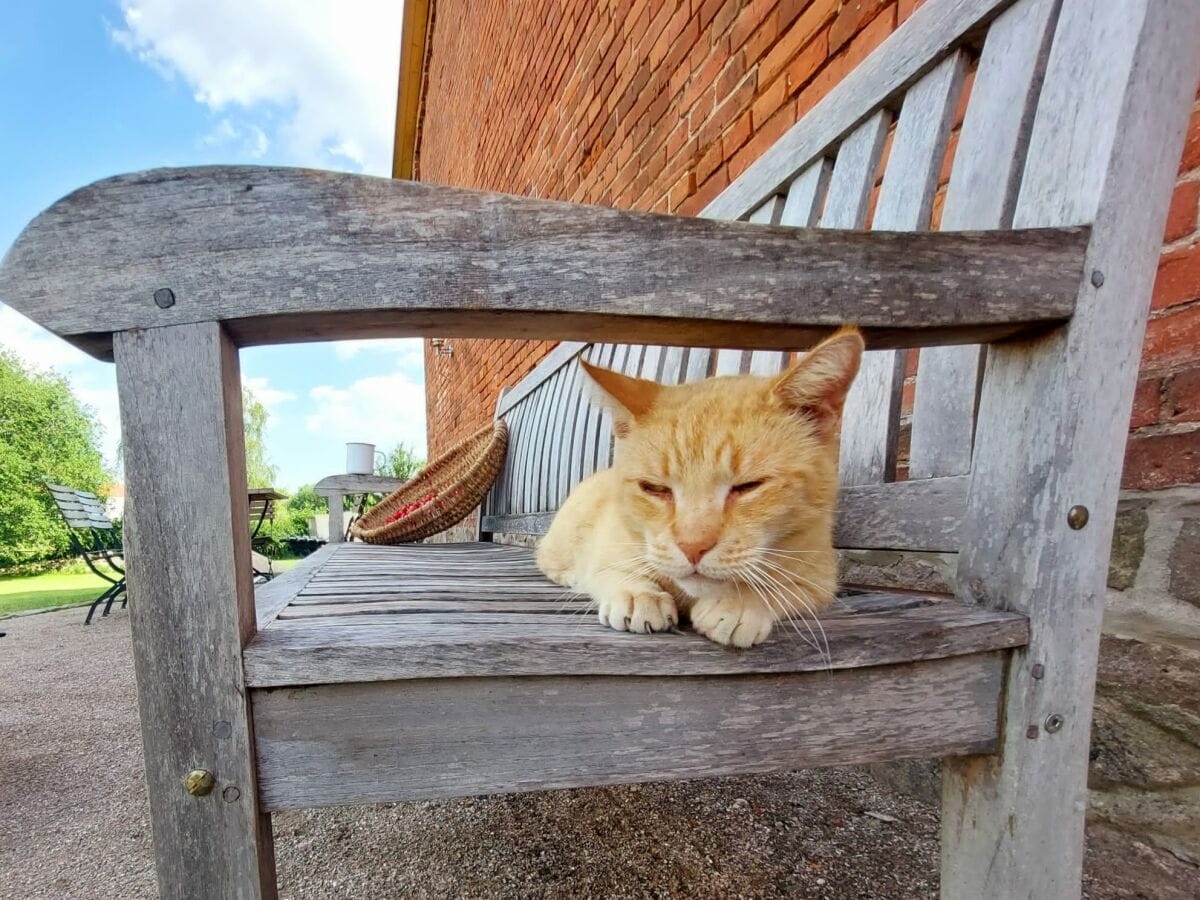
[[104, 483, 125, 521]]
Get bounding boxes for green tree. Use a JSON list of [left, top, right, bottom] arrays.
[[243, 387, 277, 488], [287, 484, 327, 515], [0, 350, 109, 567], [377, 443, 425, 481]]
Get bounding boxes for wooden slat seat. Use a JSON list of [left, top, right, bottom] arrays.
[[247, 543, 1028, 688], [246, 542, 1028, 812]]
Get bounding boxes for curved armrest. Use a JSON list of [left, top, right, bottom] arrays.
[[0, 165, 1085, 361]]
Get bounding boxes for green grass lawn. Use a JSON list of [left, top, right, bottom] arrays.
[[0, 568, 124, 616], [0, 556, 305, 617]]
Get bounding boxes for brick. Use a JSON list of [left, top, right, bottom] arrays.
[[1143, 305, 1200, 369], [730, 0, 775, 50], [1130, 377, 1162, 429], [1122, 428, 1200, 491], [1152, 242, 1200, 310], [761, 0, 837, 85], [752, 72, 789, 129], [830, 0, 891, 54], [741, 10, 779, 65], [722, 109, 753, 159], [729, 101, 796, 180], [904, 348, 919, 378], [784, 28, 829, 96], [1166, 368, 1200, 423], [695, 137, 724, 184], [1163, 179, 1200, 243], [678, 166, 730, 217], [1179, 105, 1200, 173], [668, 169, 697, 212]]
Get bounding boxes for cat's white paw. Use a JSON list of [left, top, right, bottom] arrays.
[[690, 597, 775, 648], [597, 589, 677, 634]]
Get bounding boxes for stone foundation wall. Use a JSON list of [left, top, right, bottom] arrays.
[[870, 484, 1200, 867]]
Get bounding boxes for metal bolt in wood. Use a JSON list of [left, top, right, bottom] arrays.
[[184, 769, 216, 796], [1044, 714, 1064, 734], [153, 288, 176, 308], [1067, 505, 1089, 530]]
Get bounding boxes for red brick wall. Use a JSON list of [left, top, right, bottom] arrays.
[[416, 0, 1200, 490]]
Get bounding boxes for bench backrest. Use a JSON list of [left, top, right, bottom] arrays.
[[482, 0, 1196, 571], [44, 482, 114, 531]]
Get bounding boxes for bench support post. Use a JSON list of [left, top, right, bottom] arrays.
[[941, 2, 1200, 897], [115, 322, 277, 899]]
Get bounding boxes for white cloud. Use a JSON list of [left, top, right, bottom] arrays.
[[0, 304, 122, 471], [305, 372, 427, 454], [331, 338, 425, 369], [200, 117, 270, 158], [110, 0, 402, 174], [242, 375, 296, 412]]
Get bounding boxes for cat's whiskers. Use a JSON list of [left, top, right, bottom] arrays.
[[745, 560, 832, 669], [741, 564, 825, 657], [734, 564, 816, 649]]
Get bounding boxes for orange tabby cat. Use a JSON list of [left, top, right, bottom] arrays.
[[537, 327, 863, 648]]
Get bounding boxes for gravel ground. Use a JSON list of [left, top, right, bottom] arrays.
[[1, 607, 1193, 899]]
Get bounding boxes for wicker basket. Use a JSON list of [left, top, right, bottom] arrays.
[[350, 420, 509, 544]]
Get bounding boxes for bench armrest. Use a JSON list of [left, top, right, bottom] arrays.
[[0, 166, 1087, 361]]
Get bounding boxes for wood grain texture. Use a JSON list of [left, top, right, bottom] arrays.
[[941, 3, 1200, 898], [242, 543, 1025, 687], [841, 56, 966, 486], [747, 195, 786, 224], [821, 111, 891, 230], [684, 347, 713, 381], [313, 474, 407, 494], [780, 160, 833, 228], [909, 0, 1059, 479], [704, 0, 1020, 220], [114, 323, 276, 899], [254, 543, 339, 627], [484, 475, 966, 553], [251, 653, 1007, 811], [0, 167, 1089, 360]]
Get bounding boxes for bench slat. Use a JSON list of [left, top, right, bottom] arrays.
[[908, 1, 1058, 479], [841, 53, 969, 487], [484, 473, 966, 553], [252, 652, 1007, 812]]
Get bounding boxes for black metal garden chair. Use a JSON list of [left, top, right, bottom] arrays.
[[43, 483, 126, 624]]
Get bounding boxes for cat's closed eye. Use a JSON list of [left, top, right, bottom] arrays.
[[638, 480, 672, 498], [730, 480, 765, 495]]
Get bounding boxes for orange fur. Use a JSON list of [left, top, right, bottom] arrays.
[[537, 328, 864, 648]]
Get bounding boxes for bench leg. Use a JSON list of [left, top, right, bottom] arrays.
[[115, 323, 277, 899], [940, 2, 1200, 896]]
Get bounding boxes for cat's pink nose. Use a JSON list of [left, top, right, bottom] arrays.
[[677, 538, 716, 565]]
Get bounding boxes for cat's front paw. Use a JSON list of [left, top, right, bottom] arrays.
[[597, 589, 678, 634], [690, 596, 775, 648]]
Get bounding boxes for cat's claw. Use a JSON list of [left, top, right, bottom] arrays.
[[597, 589, 677, 635], [690, 598, 775, 648]]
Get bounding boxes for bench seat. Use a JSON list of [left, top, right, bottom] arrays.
[[245, 542, 1028, 811]]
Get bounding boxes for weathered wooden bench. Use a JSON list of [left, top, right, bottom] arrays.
[[44, 482, 127, 624], [2, 0, 1196, 896]]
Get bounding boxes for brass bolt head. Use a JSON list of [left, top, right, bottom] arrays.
[[1067, 505, 1089, 530], [184, 769, 216, 796]]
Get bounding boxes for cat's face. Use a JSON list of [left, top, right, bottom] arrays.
[[582, 328, 862, 588]]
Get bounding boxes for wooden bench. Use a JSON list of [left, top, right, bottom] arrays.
[[44, 482, 126, 624], [1, 1, 1196, 896]]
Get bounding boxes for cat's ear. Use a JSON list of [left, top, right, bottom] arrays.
[[580, 359, 661, 437], [773, 327, 864, 433]]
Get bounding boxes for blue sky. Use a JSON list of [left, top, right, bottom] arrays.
[[0, 0, 426, 491]]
